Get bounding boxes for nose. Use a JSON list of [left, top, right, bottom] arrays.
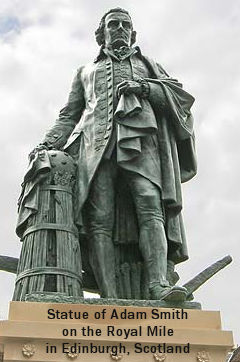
[[117, 21, 124, 30]]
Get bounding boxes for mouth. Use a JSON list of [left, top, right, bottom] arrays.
[[111, 39, 129, 49], [111, 33, 129, 45]]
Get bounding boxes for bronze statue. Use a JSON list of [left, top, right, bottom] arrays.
[[18, 8, 197, 301]]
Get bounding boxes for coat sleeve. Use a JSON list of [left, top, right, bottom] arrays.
[[42, 67, 85, 149]]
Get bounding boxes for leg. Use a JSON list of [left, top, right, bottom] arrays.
[[126, 172, 186, 300], [126, 173, 168, 285], [85, 160, 117, 298]]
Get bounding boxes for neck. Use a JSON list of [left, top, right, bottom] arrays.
[[106, 43, 131, 51]]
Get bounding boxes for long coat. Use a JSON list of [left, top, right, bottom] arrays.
[[43, 48, 197, 264]]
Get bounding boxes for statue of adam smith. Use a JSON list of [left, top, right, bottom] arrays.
[[34, 8, 197, 300]]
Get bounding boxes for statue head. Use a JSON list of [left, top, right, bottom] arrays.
[[95, 8, 136, 48]]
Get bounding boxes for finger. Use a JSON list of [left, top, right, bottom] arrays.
[[117, 84, 129, 97], [29, 152, 35, 161], [116, 81, 129, 94], [117, 84, 129, 96], [118, 80, 129, 87]]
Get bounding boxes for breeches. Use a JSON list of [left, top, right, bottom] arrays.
[[86, 158, 165, 237]]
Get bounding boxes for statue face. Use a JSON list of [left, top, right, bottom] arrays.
[[104, 12, 133, 48]]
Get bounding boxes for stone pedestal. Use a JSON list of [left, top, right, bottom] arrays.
[[0, 301, 234, 362]]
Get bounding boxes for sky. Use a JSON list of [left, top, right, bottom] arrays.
[[0, 0, 239, 349]]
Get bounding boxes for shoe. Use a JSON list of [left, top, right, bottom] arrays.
[[150, 284, 187, 302]]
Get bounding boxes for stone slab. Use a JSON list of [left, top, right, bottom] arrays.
[[24, 293, 202, 309], [9, 301, 219, 329], [0, 301, 234, 362]]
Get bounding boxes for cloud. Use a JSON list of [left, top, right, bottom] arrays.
[[0, 15, 20, 36], [0, 0, 239, 347]]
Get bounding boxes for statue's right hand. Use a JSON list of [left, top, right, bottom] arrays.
[[28, 144, 49, 161]]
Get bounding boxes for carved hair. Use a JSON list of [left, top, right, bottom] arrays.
[[95, 7, 136, 46]]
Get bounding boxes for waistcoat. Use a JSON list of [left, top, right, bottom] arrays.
[[102, 52, 152, 158]]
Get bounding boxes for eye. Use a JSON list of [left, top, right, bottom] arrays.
[[107, 20, 118, 29], [122, 21, 131, 29]]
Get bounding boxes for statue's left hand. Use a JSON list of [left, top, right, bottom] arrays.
[[117, 80, 142, 98], [28, 144, 49, 161]]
